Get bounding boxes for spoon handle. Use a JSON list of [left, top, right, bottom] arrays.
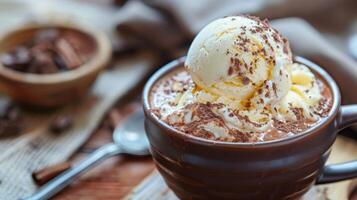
[[23, 143, 121, 200]]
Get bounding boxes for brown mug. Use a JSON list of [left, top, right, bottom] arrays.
[[143, 56, 357, 200]]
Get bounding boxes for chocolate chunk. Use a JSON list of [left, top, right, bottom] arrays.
[[55, 38, 82, 69], [53, 54, 68, 71], [62, 31, 94, 61], [50, 115, 73, 134], [1, 47, 31, 71], [30, 51, 58, 74], [1, 28, 94, 74]]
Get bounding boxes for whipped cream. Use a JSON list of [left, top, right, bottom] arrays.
[[151, 15, 331, 142]]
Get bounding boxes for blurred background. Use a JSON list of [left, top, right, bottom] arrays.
[[1, 0, 356, 67]]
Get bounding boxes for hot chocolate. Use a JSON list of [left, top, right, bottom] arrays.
[[149, 15, 333, 143], [150, 65, 332, 143]]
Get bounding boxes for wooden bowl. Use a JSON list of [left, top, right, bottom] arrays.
[[0, 22, 111, 107]]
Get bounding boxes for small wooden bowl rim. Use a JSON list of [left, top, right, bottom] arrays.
[[0, 21, 112, 85]]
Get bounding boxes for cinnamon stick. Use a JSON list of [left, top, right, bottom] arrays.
[[32, 162, 71, 186]]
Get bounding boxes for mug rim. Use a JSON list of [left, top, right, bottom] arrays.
[[143, 56, 341, 148]]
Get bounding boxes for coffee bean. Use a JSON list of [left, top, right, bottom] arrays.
[[4, 105, 19, 121], [0, 103, 22, 138], [55, 38, 81, 69], [29, 138, 42, 149], [50, 116, 73, 134]]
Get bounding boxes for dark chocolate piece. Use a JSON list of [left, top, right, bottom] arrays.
[[50, 115, 73, 134], [1, 28, 94, 74]]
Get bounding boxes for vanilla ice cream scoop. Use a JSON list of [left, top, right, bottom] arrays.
[[185, 16, 293, 109], [153, 15, 328, 138]]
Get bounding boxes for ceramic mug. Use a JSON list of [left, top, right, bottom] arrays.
[[143, 56, 357, 200]]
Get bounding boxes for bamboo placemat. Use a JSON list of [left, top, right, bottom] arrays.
[[125, 136, 357, 200]]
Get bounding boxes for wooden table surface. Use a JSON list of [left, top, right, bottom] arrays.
[[52, 102, 155, 200]]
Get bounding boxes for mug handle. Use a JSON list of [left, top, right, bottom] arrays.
[[317, 105, 357, 184]]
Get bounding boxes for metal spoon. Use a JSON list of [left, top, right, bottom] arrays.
[[23, 109, 150, 200]]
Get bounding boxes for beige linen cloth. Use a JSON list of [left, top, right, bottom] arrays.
[[0, 0, 356, 199]]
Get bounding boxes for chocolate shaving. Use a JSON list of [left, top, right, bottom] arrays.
[[265, 91, 270, 98], [314, 98, 332, 117], [273, 118, 308, 134], [168, 103, 227, 140], [282, 38, 290, 54], [272, 83, 278, 97], [228, 66, 234, 75], [249, 67, 253, 74], [242, 76, 250, 85]]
